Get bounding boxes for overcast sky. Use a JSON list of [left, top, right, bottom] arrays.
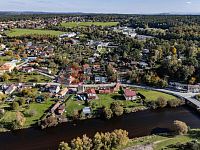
[[0, 0, 200, 14]]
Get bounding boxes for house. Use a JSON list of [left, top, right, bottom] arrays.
[[0, 62, 16, 74], [59, 88, 68, 97], [57, 104, 65, 115], [21, 66, 34, 73], [51, 101, 61, 113], [82, 107, 91, 115], [95, 76, 107, 83], [86, 88, 97, 100], [83, 64, 91, 74], [49, 85, 60, 94], [123, 89, 137, 100], [5, 84, 17, 95]]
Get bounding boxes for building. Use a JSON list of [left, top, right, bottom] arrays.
[[5, 84, 17, 95], [82, 107, 91, 115], [123, 89, 137, 100], [0, 62, 16, 74], [57, 104, 65, 115], [21, 66, 34, 73], [86, 88, 97, 100], [49, 85, 60, 94], [59, 88, 68, 97]]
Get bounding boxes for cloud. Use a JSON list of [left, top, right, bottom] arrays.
[[186, 1, 192, 4]]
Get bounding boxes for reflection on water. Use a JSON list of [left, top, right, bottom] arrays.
[[0, 106, 200, 150]]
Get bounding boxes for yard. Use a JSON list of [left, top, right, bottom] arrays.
[[134, 88, 177, 101], [65, 93, 143, 116], [60, 22, 119, 28], [24, 98, 55, 127], [6, 28, 65, 37], [0, 98, 55, 128], [8, 72, 52, 83]]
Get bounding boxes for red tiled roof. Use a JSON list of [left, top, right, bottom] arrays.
[[86, 88, 96, 94], [124, 89, 136, 97]]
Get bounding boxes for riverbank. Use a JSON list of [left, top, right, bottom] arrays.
[[123, 129, 200, 150], [0, 106, 199, 150]]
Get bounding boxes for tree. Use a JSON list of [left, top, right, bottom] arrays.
[[110, 102, 124, 116], [15, 111, 26, 128], [58, 142, 71, 150], [2, 73, 10, 82], [102, 107, 113, 119], [172, 120, 188, 135], [156, 97, 167, 108], [18, 98, 26, 106], [111, 129, 129, 147], [11, 102, 19, 110], [0, 93, 6, 102]]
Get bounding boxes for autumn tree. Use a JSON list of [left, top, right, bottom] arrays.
[[172, 120, 188, 135]]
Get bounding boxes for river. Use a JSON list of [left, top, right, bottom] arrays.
[[0, 106, 200, 150]]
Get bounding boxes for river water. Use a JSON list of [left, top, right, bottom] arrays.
[[0, 106, 200, 150]]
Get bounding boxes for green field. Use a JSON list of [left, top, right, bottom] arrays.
[[65, 94, 143, 116], [60, 22, 119, 28], [134, 88, 177, 101], [6, 29, 65, 37], [123, 129, 200, 150]]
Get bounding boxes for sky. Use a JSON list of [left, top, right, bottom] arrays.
[[0, 0, 200, 14]]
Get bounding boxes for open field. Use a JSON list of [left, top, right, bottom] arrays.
[[6, 28, 65, 37], [134, 88, 177, 101], [0, 72, 52, 83], [60, 22, 119, 28]]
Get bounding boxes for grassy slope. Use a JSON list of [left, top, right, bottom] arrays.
[[134, 88, 177, 101], [60, 22, 119, 27], [6, 28, 65, 37]]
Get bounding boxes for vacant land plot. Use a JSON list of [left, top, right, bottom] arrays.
[[134, 88, 177, 101], [6, 29, 65, 37], [60, 22, 119, 27]]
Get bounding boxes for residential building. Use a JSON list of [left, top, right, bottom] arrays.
[[123, 89, 137, 100], [5, 84, 17, 95]]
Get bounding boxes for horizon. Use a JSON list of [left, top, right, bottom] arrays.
[[1, 0, 200, 14]]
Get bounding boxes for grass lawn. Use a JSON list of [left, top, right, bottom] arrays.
[[6, 28, 65, 37], [24, 98, 55, 127], [123, 129, 200, 150], [0, 56, 12, 65], [8, 72, 52, 83], [154, 135, 193, 150], [60, 22, 119, 28], [65, 96, 85, 116], [65, 94, 144, 116], [134, 88, 177, 101]]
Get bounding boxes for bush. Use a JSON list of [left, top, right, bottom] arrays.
[[168, 99, 182, 107], [172, 120, 188, 135], [11, 102, 19, 110], [25, 109, 37, 117], [102, 107, 113, 119], [156, 97, 167, 108]]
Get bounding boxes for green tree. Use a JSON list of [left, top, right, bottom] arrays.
[[110, 102, 124, 116], [102, 107, 113, 119], [11, 101, 19, 110]]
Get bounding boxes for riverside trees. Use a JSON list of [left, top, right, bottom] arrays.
[[58, 129, 129, 150]]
